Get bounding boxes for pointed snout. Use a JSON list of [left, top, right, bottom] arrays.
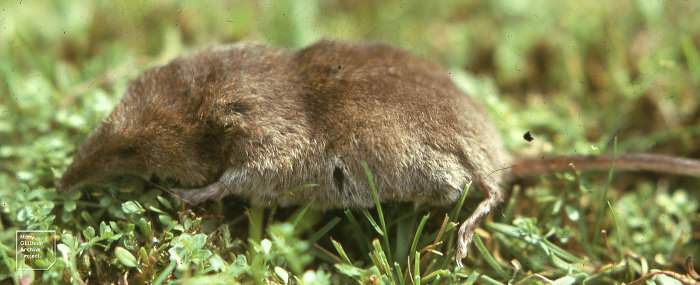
[[57, 165, 80, 192], [56, 159, 94, 192], [56, 156, 149, 192]]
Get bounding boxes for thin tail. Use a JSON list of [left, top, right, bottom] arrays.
[[511, 153, 700, 178]]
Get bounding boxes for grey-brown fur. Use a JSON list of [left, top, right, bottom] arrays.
[[59, 40, 511, 263]]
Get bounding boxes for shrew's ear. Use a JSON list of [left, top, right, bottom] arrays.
[[204, 96, 252, 133]]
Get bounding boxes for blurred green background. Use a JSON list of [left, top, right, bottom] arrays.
[[1, 0, 699, 284]]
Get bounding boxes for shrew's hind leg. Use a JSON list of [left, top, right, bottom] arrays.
[[170, 181, 226, 205], [455, 177, 504, 266]]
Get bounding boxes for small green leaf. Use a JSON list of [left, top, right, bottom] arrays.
[[654, 274, 683, 285], [158, 214, 174, 227], [99, 221, 112, 237], [82, 226, 95, 240], [564, 205, 580, 221], [64, 200, 76, 212], [274, 266, 289, 284], [260, 238, 272, 254], [115, 246, 138, 268], [137, 218, 152, 239], [552, 275, 577, 285], [147, 206, 166, 214], [156, 195, 173, 210], [121, 201, 145, 215]]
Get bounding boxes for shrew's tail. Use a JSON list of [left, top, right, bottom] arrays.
[[511, 153, 700, 178]]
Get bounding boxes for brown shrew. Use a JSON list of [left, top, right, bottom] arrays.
[[57, 40, 700, 265]]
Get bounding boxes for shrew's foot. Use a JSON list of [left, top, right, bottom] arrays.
[[169, 182, 226, 205]]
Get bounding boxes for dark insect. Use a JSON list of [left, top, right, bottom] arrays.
[[523, 131, 534, 142]]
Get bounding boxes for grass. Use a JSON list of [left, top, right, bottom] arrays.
[[1, 0, 699, 284]]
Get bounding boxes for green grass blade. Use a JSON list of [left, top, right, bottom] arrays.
[[361, 209, 384, 236], [436, 182, 472, 269], [409, 213, 430, 265], [473, 235, 508, 278], [606, 200, 624, 256], [247, 206, 264, 243], [361, 161, 392, 261], [291, 199, 314, 228], [308, 217, 341, 244], [331, 238, 353, 264], [152, 260, 177, 285], [449, 182, 472, 222], [542, 240, 583, 263], [420, 269, 450, 283], [343, 209, 370, 254], [395, 210, 416, 267], [394, 262, 406, 285], [593, 136, 618, 247], [476, 273, 506, 285], [413, 251, 421, 285], [371, 239, 396, 282], [463, 272, 479, 285]]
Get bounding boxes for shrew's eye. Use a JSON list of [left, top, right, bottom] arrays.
[[117, 146, 138, 157], [225, 101, 250, 115]]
